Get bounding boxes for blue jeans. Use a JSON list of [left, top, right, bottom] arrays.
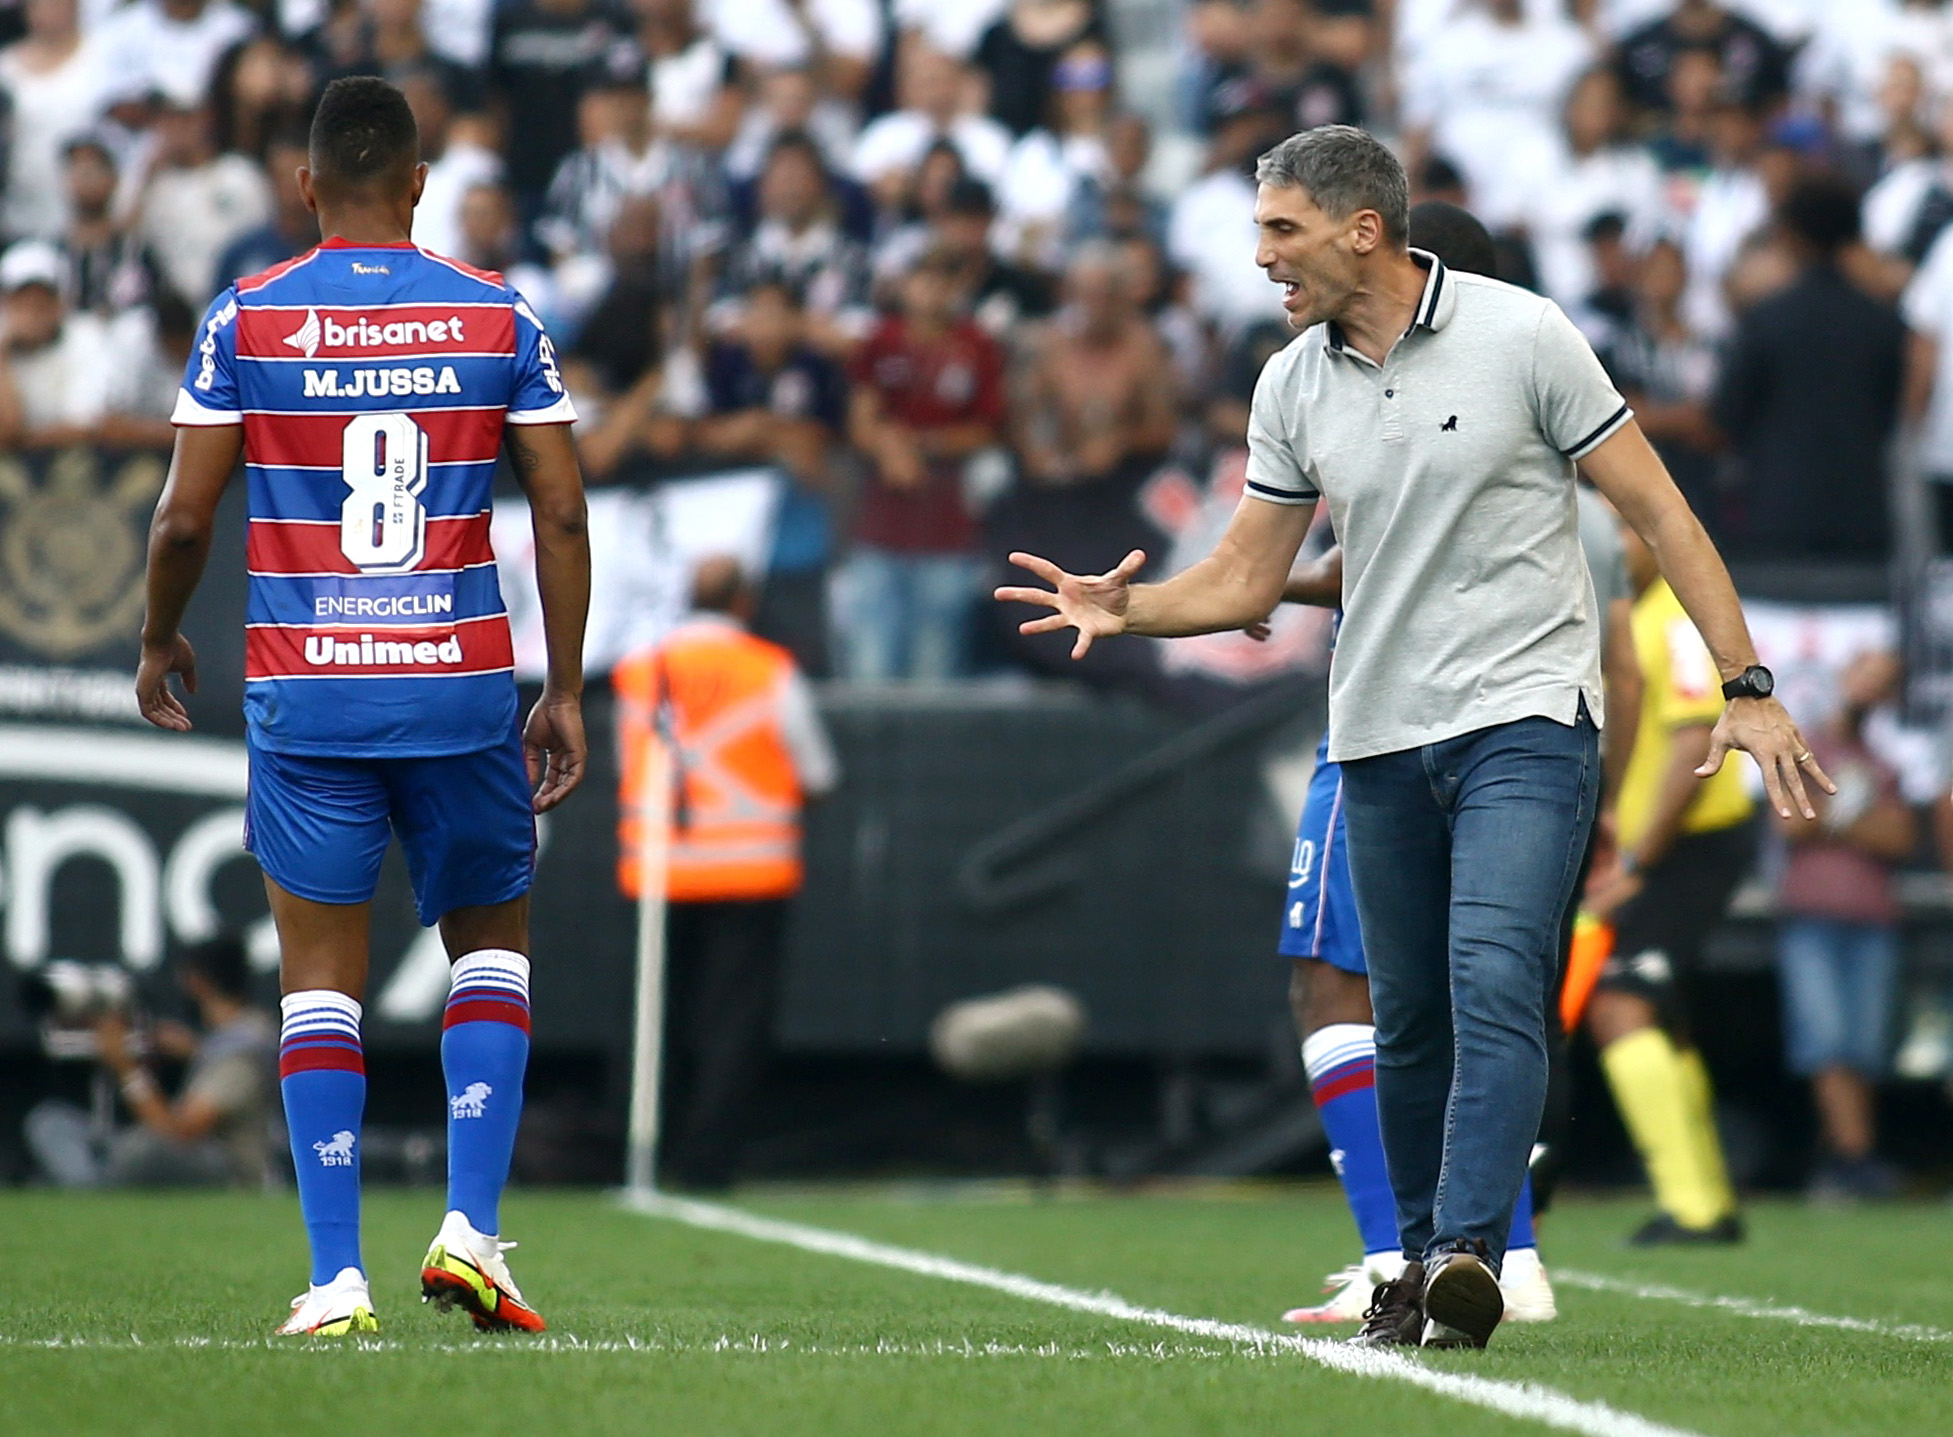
[[829, 547, 982, 681], [1777, 917, 1899, 1077], [1338, 709, 1599, 1270]]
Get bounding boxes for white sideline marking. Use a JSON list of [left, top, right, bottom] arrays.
[[0, 1333, 1257, 1360], [1556, 1270, 1953, 1344], [625, 1191, 1704, 1437]]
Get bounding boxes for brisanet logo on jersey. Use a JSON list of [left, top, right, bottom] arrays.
[[283, 306, 471, 358]]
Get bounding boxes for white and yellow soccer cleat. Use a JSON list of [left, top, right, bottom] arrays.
[[421, 1210, 546, 1333], [275, 1267, 379, 1337], [1498, 1246, 1558, 1323], [1283, 1253, 1408, 1324]]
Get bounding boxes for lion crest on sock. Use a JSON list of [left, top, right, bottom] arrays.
[[313, 1130, 356, 1166], [450, 1082, 493, 1119]]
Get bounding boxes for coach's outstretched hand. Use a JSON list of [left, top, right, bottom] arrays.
[[135, 634, 198, 732], [524, 687, 587, 813], [995, 549, 1147, 659], [1700, 695, 1834, 821]]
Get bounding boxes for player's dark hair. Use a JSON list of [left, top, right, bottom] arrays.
[[1408, 200, 1497, 279], [176, 935, 252, 1001], [1778, 173, 1861, 257], [309, 76, 419, 192]]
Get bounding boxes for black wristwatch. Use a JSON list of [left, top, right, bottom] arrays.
[[1721, 664, 1774, 701]]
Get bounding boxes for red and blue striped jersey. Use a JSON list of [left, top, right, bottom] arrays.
[[173, 238, 576, 758]]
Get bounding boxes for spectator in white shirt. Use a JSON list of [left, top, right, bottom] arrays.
[[397, 65, 501, 263], [893, 0, 1009, 62], [1526, 67, 1667, 310], [94, 0, 255, 112], [1681, 91, 1772, 339], [709, 0, 882, 104], [134, 98, 271, 304], [1165, 89, 1284, 335], [852, 44, 1012, 212], [0, 240, 112, 445], [725, 63, 858, 183], [1900, 223, 1953, 547], [100, 287, 196, 449], [1400, 0, 1593, 231], [996, 38, 1115, 271], [636, 0, 743, 152], [0, 0, 108, 244], [1796, 0, 1953, 152], [1863, 83, 1953, 273]]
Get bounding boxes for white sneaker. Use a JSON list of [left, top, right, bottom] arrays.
[[1283, 1252, 1407, 1324], [421, 1210, 547, 1332], [275, 1267, 378, 1336], [1498, 1246, 1558, 1323]]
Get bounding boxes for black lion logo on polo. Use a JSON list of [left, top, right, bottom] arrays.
[[0, 448, 166, 660]]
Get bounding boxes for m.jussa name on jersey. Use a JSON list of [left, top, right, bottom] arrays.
[[302, 366, 465, 398]]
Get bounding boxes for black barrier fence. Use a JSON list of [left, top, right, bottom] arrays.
[[11, 445, 1953, 1185], [0, 680, 1323, 1070]]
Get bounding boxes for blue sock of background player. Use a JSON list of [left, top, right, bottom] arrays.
[[1305, 1022, 1539, 1267]]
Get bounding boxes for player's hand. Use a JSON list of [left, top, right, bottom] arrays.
[[994, 549, 1146, 660], [524, 688, 587, 813], [1583, 858, 1641, 920], [135, 634, 197, 732], [1700, 695, 1834, 820]]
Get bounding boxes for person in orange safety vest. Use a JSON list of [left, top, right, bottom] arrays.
[[613, 555, 838, 1189]]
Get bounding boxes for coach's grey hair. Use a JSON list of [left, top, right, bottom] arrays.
[[1255, 126, 1409, 247]]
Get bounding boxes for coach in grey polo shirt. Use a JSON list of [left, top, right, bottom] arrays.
[[1243, 245, 1626, 761], [998, 125, 1827, 1350]]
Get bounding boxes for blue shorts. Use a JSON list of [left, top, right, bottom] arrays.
[[1277, 733, 1366, 975], [245, 729, 535, 927]]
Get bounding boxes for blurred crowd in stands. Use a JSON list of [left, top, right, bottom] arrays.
[[15, 0, 1953, 1197], [2, 0, 1952, 681]]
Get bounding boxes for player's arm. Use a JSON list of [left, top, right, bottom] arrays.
[[506, 421, 591, 812], [136, 424, 243, 731], [1599, 594, 1640, 809], [1579, 420, 1833, 818], [1281, 544, 1343, 608], [997, 495, 1316, 658]]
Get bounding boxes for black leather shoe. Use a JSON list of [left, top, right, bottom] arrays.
[[1347, 1261, 1426, 1347], [1421, 1239, 1503, 1349]]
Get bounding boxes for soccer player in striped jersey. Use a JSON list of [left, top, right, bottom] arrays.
[[136, 76, 591, 1338]]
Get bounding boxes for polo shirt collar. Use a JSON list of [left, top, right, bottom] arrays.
[[1323, 248, 1455, 354]]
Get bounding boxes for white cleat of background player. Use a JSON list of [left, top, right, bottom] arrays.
[[1282, 1249, 1556, 1324]]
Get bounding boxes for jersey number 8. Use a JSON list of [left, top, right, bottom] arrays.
[[339, 412, 430, 573]]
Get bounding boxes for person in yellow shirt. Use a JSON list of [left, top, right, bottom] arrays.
[[1583, 521, 1757, 1245]]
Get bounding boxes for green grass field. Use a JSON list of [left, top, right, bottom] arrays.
[[1, 1183, 1947, 1436]]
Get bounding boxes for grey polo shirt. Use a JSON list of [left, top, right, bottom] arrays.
[[1247, 252, 1631, 763]]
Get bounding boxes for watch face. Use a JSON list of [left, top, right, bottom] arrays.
[[1750, 666, 1773, 697]]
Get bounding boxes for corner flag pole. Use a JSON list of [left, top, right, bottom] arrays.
[[625, 735, 673, 1199]]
